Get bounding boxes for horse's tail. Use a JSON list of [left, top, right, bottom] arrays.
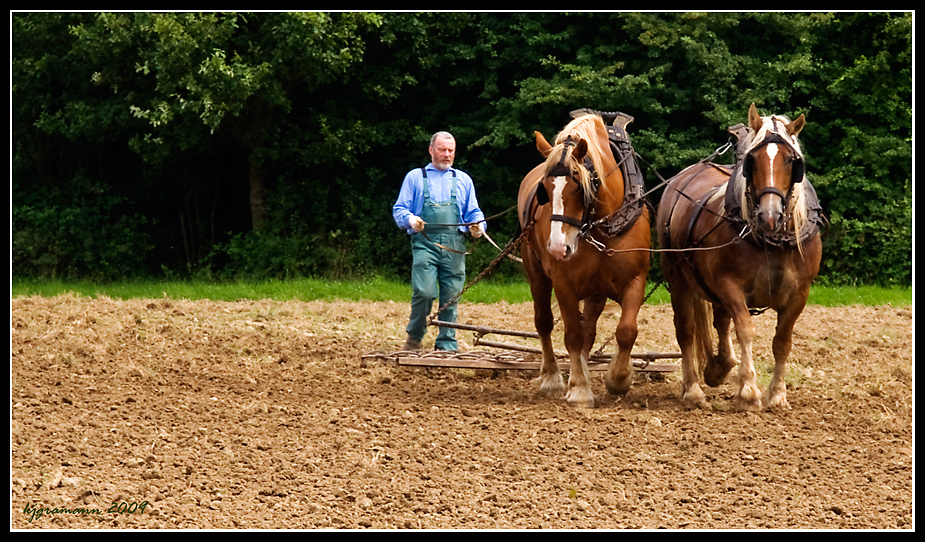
[[690, 297, 716, 377]]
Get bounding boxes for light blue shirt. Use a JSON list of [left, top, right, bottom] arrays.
[[392, 164, 486, 235]]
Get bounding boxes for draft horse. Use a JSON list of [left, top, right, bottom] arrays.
[[517, 112, 651, 407], [657, 104, 823, 411]]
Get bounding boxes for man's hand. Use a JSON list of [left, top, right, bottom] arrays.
[[409, 216, 425, 232], [469, 223, 483, 238]]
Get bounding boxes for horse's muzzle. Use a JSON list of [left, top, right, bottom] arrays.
[[757, 191, 785, 232], [547, 224, 579, 261], [548, 242, 573, 261]]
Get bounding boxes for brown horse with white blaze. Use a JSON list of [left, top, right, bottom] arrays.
[[657, 104, 823, 411], [517, 113, 651, 407]]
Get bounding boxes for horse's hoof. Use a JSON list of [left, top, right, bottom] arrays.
[[532, 374, 565, 397], [604, 375, 632, 396], [683, 387, 712, 411], [734, 395, 762, 412], [565, 388, 596, 408], [764, 390, 791, 411], [687, 400, 712, 411], [735, 383, 763, 412]]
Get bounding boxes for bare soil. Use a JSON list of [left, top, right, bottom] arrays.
[[11, 294, 914, 529]]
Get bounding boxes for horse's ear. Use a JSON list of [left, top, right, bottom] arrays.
[[748, 103, 763, 132], [535, 131, 553, 157], [573, 139, 588, 161], [787, 114, 805, 137]]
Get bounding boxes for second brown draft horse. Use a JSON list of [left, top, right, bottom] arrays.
[[518, 112, 651, 407], [658, 104, 823, 411]]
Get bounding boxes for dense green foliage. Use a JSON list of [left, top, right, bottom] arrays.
[[12, 12, 912, 286]]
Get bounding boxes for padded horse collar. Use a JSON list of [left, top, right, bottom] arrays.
[[598, 115, 649, 238]]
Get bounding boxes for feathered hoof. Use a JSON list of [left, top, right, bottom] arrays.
[[734, 383, 763, 412], [532, 373, 566, 397], [682, 384, 712, 411], [565, 386, 596, 408], [764, 389, 791, 411]]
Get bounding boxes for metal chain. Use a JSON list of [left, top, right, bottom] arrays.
[[426, 224, 533, 326]]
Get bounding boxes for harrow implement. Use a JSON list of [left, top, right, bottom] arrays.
[[362, 320, 679, 373]]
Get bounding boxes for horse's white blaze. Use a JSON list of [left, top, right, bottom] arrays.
[[765, 143, 780, 189], [547, 176, 575, 260], [758, 143, 784, 229]]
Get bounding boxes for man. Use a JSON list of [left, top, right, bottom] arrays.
[[392, 131, 486, 352]]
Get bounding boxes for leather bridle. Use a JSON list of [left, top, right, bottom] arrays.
[[741, 117, 805, 212]]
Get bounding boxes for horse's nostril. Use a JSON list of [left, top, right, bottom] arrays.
[[759, 209, 782, 231]]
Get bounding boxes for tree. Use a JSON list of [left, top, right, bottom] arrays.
[[12, 12, 912, 285], [122, 12, 383, 231]]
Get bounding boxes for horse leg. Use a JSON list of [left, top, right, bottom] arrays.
[[580, 296, 607, 361], [605, 279, 644, 396], [765, 300, 804, 410], [560, 293, 595, 407], [728, 302, 762, 412], [671, 289, 711, 410], [703, 305, 737, 387], [525, 266, 565, 398]]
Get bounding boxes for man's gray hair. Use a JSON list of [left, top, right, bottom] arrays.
[[430, 131, 455, 147]]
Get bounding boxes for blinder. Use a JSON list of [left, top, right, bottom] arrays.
[[535, 182, 549, 206], [533, 138, 577, 207]]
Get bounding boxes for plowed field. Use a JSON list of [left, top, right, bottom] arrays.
[[11, 295, 913, 529]]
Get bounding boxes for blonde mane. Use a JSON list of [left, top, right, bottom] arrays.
[[729, 114, 809, 252], [541, 114, 612, 209]]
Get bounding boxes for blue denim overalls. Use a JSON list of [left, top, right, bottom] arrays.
[[407, 168, 466, 351]]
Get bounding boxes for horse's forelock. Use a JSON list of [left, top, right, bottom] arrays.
[[541, 142, 595, 209], [556, 115, 609, 167], [544, 115, 610, 207], [746, 114, 804, 158]]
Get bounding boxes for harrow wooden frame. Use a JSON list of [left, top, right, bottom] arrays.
[[362, 320, 679, 373]]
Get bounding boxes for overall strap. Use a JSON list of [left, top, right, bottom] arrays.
[[421, 167, 457, 178], [417, 167, 466, 253], [421, 167, 457, 203]]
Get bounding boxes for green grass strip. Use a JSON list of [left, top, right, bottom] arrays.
[[11, 277, 911, 307]]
